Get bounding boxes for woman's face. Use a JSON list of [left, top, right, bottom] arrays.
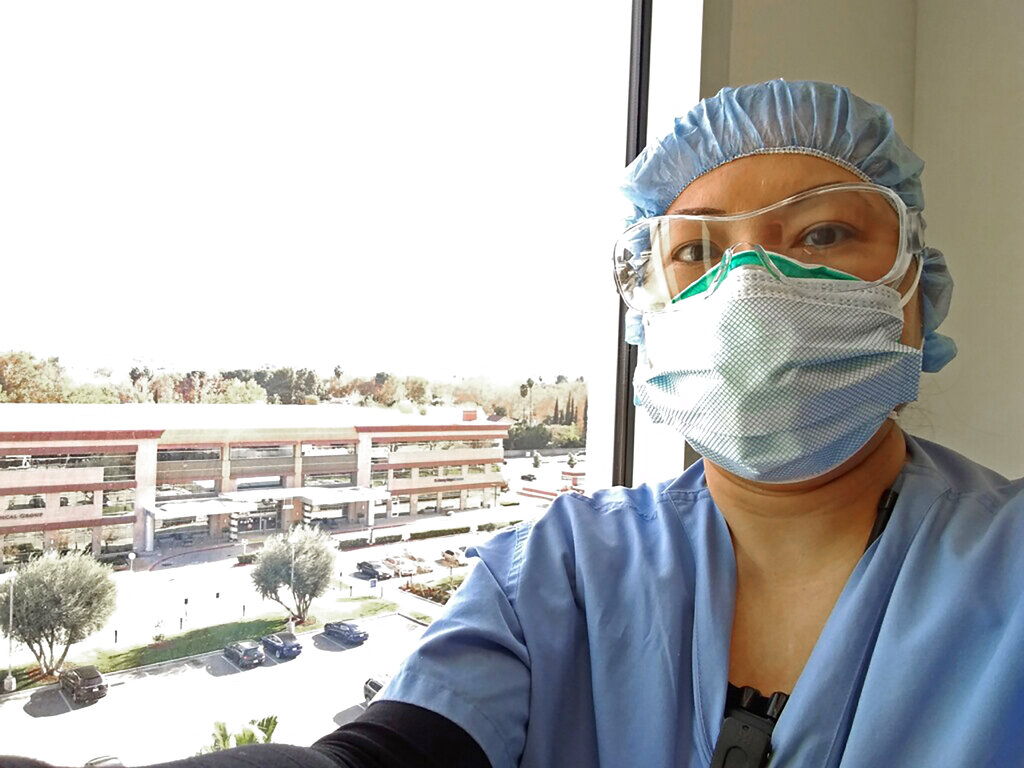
[[665, 153, 923, 348]]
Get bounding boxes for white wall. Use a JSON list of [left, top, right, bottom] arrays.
[[903, 0, 1024, 477]]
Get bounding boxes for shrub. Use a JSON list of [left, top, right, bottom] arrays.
[[236, 554, 257, 565], [409, 526, 471, 541], [337, 538, 370, 551], [373, 534, 403, 546]]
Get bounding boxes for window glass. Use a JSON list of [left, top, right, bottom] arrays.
[[0, 2, 628, 763]]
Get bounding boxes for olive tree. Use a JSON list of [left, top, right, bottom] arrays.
[[0, 552, 117, 674], [250, 526, 333, 623]]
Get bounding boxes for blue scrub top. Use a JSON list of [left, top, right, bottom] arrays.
[[380, 435, 1024, 767]]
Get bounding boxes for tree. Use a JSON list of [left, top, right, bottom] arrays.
[[404, 376, 428, 405], [519, 384, 529, 422], [0, 552, 117, 675], [250, 526, 333, 623], [65, 383, 125, 404], [0, 351, 67, 403], [568, 452, 577, 468], [128, 366, 152, 386], [371, 372, 398, 407], [555, 374, 568, 385], [526, 378, 535, 424], [293, 368, 321, 404], [202, 377, 267, 404], [491, 404, 507, 419], [198, 716, 277, 754], [507, 423, 551, 450]]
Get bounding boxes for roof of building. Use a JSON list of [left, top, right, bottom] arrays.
[[0, 404, 508, 445]]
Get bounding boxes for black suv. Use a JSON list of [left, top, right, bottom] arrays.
[[261, 631, 302, 659], [324, 621, 369, 646], [59, 665, 108, 704], [356, 561, 391, 580], [224, 640, 265, 669]]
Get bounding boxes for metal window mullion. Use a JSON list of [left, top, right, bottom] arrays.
[[612, 0, 653, 489]]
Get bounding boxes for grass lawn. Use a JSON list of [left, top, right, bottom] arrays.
[[0, 597, 398, 695], [408, 612, 434, 625]]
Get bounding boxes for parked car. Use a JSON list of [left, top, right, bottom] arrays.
[[363, 674, 390, 704], [441, 549, 466, 567], [224, 640, 265, 669], [521, 474, 536, 481], [324, 621, 369, 646], [59, 665, 107, 704], [260, 631, 302, 659], [389, 559, 416, 577], [356, 560, 392, 580]]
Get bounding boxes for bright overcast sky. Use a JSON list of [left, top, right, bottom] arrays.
[[1, 2, 639, 385]]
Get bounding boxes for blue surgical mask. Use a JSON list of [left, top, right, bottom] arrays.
[[633, 251, 923, 483]]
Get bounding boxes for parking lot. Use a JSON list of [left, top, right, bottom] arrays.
[[0, 614, 426, 766]]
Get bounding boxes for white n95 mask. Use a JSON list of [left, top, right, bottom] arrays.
[[633, 250, 923, 483]]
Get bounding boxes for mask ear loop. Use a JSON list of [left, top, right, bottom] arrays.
[[897, 251, 924, 308]]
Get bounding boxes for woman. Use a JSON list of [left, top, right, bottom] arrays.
[[6, 80, 1024, 768]]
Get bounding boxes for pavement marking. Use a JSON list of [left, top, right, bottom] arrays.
[[262, 654, 279, 667], [319, 633, 349, 651], [57, 689, 73, 713], [222, 654, 243, 674]]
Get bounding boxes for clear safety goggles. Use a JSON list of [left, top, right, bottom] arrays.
[[613, 182, 924, 312]]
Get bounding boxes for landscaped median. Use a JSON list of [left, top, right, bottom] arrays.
[[0, 596, 397, 694]]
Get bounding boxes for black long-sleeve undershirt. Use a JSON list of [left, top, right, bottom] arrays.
[[0, 701, 491, 768]]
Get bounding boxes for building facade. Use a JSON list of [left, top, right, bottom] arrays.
[[0, 404, 509, 566]]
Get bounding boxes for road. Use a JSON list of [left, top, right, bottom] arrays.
[[0, 614, 427, 766]]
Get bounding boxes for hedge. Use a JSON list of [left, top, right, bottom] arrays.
[[410, 526, 471, 541], [337, 538, 370, 551], [374, 534, 403, 545]]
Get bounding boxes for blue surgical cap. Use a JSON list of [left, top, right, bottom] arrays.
[[621, 79, 956, 373]]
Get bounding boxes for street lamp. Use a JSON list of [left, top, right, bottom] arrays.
[[4, 578, 15, 692], [127, 552, 136, 573]]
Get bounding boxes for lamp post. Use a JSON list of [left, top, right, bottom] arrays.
[[127, 551, 136, 573], [4, 578, 15, 692]]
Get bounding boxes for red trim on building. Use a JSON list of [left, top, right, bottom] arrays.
[[357, 424, 507, 434], [299, 439, 358, 446], [0, 444, 139, 457], [0, 481, 136, 496], [373, 435, 506, 444], [0, 431, 162, 442], [226, 442, 300, 449], [0, 514, 135, 536], [157, 443, 225, 451]]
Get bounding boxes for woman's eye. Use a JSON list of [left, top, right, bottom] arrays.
[[801, 223, 855, 249], [670, 242, 720, 263]]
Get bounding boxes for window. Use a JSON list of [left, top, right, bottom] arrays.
[[301, 443, 355, 456], [229, 446, 293, 460], [1, 3, 627, 762], [157, 448, 221, 461], [304, 472, 355, 487], [0, 452, 136, 481], [102, 489, 135, 516]]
